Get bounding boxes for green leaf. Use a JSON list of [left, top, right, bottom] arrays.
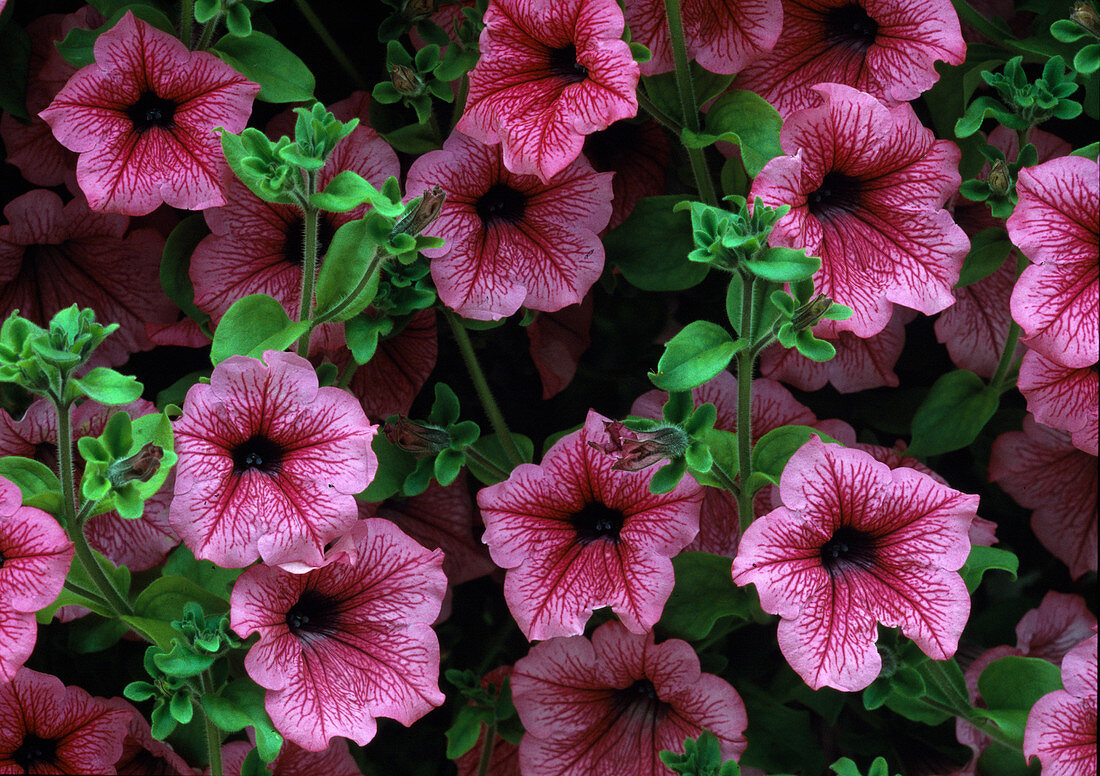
[[359, 435, 417, 502], [643, 65, 734, 119], [959, 545, 1019, 594], [36, 586, 114, 623], [212, 32, 315, 102], [154, 641, 216, 679], [310, 171, 384, 212], [73, 367, 143, 405], [313, 219, 381, 321], [465, 434, 534, 485], [907, 370, 1000, 457], [55, 6, 177, 68], [0, 22, 31, 121], [381, 122, 442, 154], [0, 456, 63, 513], [649, 321, 740, 392], [742, 246, 820, 283], [605, 196, 708, 292], [202, 680, 283, 762], [704, 90, 784, 176], [445, 705, 491, 759], [657, 552, 762, 641], [119, 615, 178, 651], [649, 458, 687, 494], [161, 214, 212, 329], [957, 228, 1013, 287], [750, 425, 843, 491], [133, 576, 229, 624], [688, 428, 738, 489], [978, 656, 1062, 717], [209, 294, 308, 365], [1071, 141, 1100, 159]]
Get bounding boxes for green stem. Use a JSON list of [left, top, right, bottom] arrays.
[[464, 445, 512, 483], [312, 245, 383, 325], [662, 0, 717, 206], [734, 275, 755, 534], [70, 522, 134, 617], [179, 0, 194, 45], [63, 579, 111, 609], [707, 460, 741, 499], [296, 173, 320, 357], [988, 252, 1028, 393], [200, 672, 224, 776], [56, 400, 77, 522], [195, 17, 218, 51], [475, 721, 497, 776], [451, 75, 469, 132], [637, 89, 682, 135], [292, 0, 368, 89], [922, 657, 973, 712], [336, 360, 359, 390], [443, 310, 523, 468]]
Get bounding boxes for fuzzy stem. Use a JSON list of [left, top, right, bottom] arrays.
[[70, 520, 134, 617], [637, 90, 682, 134], [179, 0, 194, 45], [663, 0, 717, 206], [292, 0, 368, 89], [296, 172, 320, 357], [707, 459, 741, 499], [336, 360, 359, 390], [735, 275, 755, 534], [451, 75, 470, 132], [57, 400, 78, 522], [443, 310, 523, 468], [475, 721, 497, 776], [195, 17, 218, 50], [200, 672, 224, 776], [988, 246, 1029, 393]]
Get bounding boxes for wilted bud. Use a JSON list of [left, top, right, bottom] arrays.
[[988, 159, 1011, 196], [108, 443, 162, 487], [392, 185, 446, 238], [384, 417, 451, 453], [1071, 1, 1100, 36], [390, 64, 424, 96], [403, 0, 437, 18], [791, 293, 834, 331], [589, 421, 689, 472]]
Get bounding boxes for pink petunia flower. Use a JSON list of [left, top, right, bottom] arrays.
[[990, 415, 1097, 579], [191, 92, 399, 353], [511, 620, 748, 775], [1024, 632, 1098, 776], [171, 350, 377, 570], [956, 592, 1096, 772], [0, 397, 179, 573], [731, 436, 977, 691], [934, 255, 1020, 380], [0, 668, 130, 773], [0, 189, 173, 367], [526, 294, 594, 399], [625, 0, 780, 76], [632, 371, 851, 557], [760, 307, 911, 393], [218, 736, 362, 776], [113, 705, 192, 775], [230, 519, 446, 751], [0, 477, 73, 682], [40, 12, 259, 215], [406, 130, 612, 320], [733, 0, 965, 117], [751, 84, 969, 338], [1007, 156, 1100, 370], [478, 410, 702, 640], [456, 0, 640, 182], [0, 7, 102, 190], [1018, 351, 1099, 456], [582, 119, 671, 231]]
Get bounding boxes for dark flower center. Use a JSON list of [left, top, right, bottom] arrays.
[[284, 215, 337, 268], [14, 734, 58, 770], [475, 183, 527, 225], [583, 120, 642, 172], [285, 589, 340, 640], [127, 91, 177, 133], [807, 171, 863, 220], [231, 434, 284, 476], [820, 525, 877, 575], [823, 3, 879, 51], [571, 501, 625, 545], [612, 678, 669, 719], [548, 44, 588, 82]]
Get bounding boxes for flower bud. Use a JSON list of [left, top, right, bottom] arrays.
[[107, 443, 162, 487], [390, 64, 424, 97], [384, 417, 451, 453], [403, 0, 437, 18], [392, 185, 446, 238], [988, 159, 1011, 196], [791, 293, 834, 331], [1071, 1, 1100, 36], [589, 421, 689, 472]]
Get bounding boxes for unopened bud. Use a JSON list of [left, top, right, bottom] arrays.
[[392, 185, 446, 238], [108, 443, 162, 487], [390, 64, 424, 96], [988, 159, 1011, 196], [384, 417, 451, 453], [791, 293, 834, 331], [403, 0, 437, 18], [589, 421, 689, 472], [1071, 1, 1100, 36]]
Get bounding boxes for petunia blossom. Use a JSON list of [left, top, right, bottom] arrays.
[[527, 294, 594, 399], [113, 706, 192, 776], [0, 477, 73, 682], [1024, 632, 1098, 776], [40, 12, 258, 215], [406, 130, 612, 320], [1007, 156, 1100, 369], [191, 92, 399, 353], [760, 307, 911, 393], [1018, 351, 1098, 456], [990, 415, 1097, 579], [218, 735, 362, 776], [511, 620, 748, 775], [0, 189, 173, 367], [0, 668, 130, 774], [582, 119, 670, 230], [751, 84, 969, 338], [731, 436, 977, 691], [624, 0, 781, 77], [456, 0, 639, 182], [230, 519, 446, 751], [478, 410, 702, 641], [934, 255, 1020, 380], [733, 0, 965, 117], [171, 350, 377, 570], [0, 397, 179, 573]]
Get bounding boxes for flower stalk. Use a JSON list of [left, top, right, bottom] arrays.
[[296, 171, 321, 356], [735, 274, 756, 533]]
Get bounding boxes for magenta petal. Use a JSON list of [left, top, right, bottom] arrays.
[[1016, 591, 1098, 664], [1018, 350, 1099, 456], [935, 255, 1020, 379], [0, 476, 73, 613], [526, 294, 594, 399], [1024, 635, 1098, 776]]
